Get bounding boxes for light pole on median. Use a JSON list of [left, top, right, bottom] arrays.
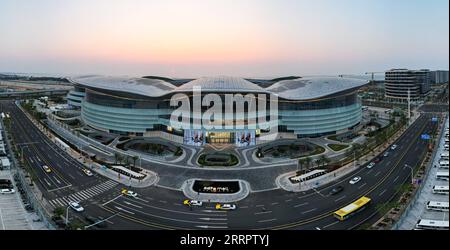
[[65, 205, 70, 226], [404, 164, 414, 185]]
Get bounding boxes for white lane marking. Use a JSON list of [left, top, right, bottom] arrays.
[[199, 217, 228, 221], [254, 210, 272, 215], [43, 178, 52, 187], [393, 175, 399, 182], [358, 183, 367, 189], [378, 189, 387, 196], [102, 194, 123, 206], [375, 171, 381, 177], [294, 202, 309, 208], [301, 208, 317, 214], [114, 206, 135, 214], [158, 200, 167, 204], [196, 225, 228, 229], [285, 199, 292, 202], [323, 220, 339, 229], [271, 202, 279, 206], [334, 195, 346, 202], [173, 203, 182, 206], [366, 169, 373, 175], [111, 201, 227, 225], [240, 206, 249, 209], [257, 218, 277, 223], [123, 201, 143, 209], [255, 204, 265, 207]]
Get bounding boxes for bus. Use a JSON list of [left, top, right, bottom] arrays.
[[436, 171, 449, 181], [415, 219, 449, 230], [426, 201, 449, 212], [439, 160, 449, 169], [432, 185, 449, 195], [333, 196, 371, 221]]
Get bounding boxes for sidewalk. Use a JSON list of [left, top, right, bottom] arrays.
[[0, 170, 47, 230], [181, 179, 250, 202], [89, 162, 159, 188], [277, 112, 421, 192], [396, 116, 449, 230]]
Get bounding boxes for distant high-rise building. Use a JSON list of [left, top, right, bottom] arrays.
[[430, 70, 449, 84], [384, 69, 430, 102]]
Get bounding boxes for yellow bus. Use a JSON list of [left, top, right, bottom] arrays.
[[333, 196, 371, 221]]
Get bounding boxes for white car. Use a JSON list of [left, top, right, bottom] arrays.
[[183, 199, 203, 206], [367, 162, 376, 169], [69, 202, 84, 212], [0, 188, 15, 194], [349, 176, 362, 184], [391, 144, 398, 150], [215, 203, 237, 210], [82, 169, 93, 176], [122, 189, 138, 198]]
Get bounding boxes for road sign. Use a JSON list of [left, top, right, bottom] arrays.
[[431, 117, 438, 122], [421, 134, 431, 140]]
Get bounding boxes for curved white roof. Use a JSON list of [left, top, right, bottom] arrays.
[[174, 76, 267, 93], [70, 75, 367, 100], [266, 77, 368, 100], [69, 75, 176, 97]]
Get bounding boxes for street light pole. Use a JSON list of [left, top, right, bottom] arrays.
[[404, 164, 414, 185], [65, 206, 70, 226]]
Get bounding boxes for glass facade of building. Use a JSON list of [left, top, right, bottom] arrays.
[[70, 76, 366, 142]]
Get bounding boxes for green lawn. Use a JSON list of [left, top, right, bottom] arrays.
[[328, 144, 350, 152]]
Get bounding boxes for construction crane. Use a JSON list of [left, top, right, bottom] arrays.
[[365, 72, 385, 82]]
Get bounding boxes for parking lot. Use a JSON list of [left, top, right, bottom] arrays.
[[0, 171, 46, 230]]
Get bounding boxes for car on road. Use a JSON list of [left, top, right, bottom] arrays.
[[183, 199, 203, 206], [42, 165, 51, 173], [391, 144, 398, 150], [82, 169, 93, 176], [349, 176, 362, 184], [383, 151, 390, 157], [69, 201, 84, 212], [367, 162, 376, 169], [329, 186, 344, 195], [0, 188, 15, 194], [215, 203, 236, 210], [121, 189, 138, 198]]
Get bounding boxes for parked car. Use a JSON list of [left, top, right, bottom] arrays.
[[367, 162, 376, 169], [0, 188, 15, 194], [121, 189, 138, 198], [69, 201, 84, 212], [183, 199, 203, 206], [215, 203, 236, 210], [391, 144, 398, 150], [383, 151, 390, 157], [329, 186, 344, 195], [349, 176, 362, 184], [82, 169, 93, 176]]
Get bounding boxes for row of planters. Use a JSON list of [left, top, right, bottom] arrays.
[[117, 140, 183, 157], [256, 143, 324, 159]]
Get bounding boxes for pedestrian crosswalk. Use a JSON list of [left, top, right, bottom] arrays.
[[48, 180, 118, 207]]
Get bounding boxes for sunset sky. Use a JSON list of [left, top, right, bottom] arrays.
[[0, 0, 448, 78]]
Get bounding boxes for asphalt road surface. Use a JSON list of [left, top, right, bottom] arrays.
[[0, 100, 444, 230]]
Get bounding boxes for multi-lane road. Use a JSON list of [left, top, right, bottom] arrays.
[[0, 99, 445, 230]]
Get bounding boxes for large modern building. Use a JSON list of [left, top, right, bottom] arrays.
[[384, 69, 431, 102], [67, 75, 367, 146], [430, 70, 449, 84]]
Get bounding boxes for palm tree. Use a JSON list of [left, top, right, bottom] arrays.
[[319, 155, 330, 168], [297, 158, 306, 173], [132, 155, 139, 168], [304, 156, 312, 172]]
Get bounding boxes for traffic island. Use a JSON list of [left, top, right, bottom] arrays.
[[181, 179, 250, 202], [197, 152, 239, 167]]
